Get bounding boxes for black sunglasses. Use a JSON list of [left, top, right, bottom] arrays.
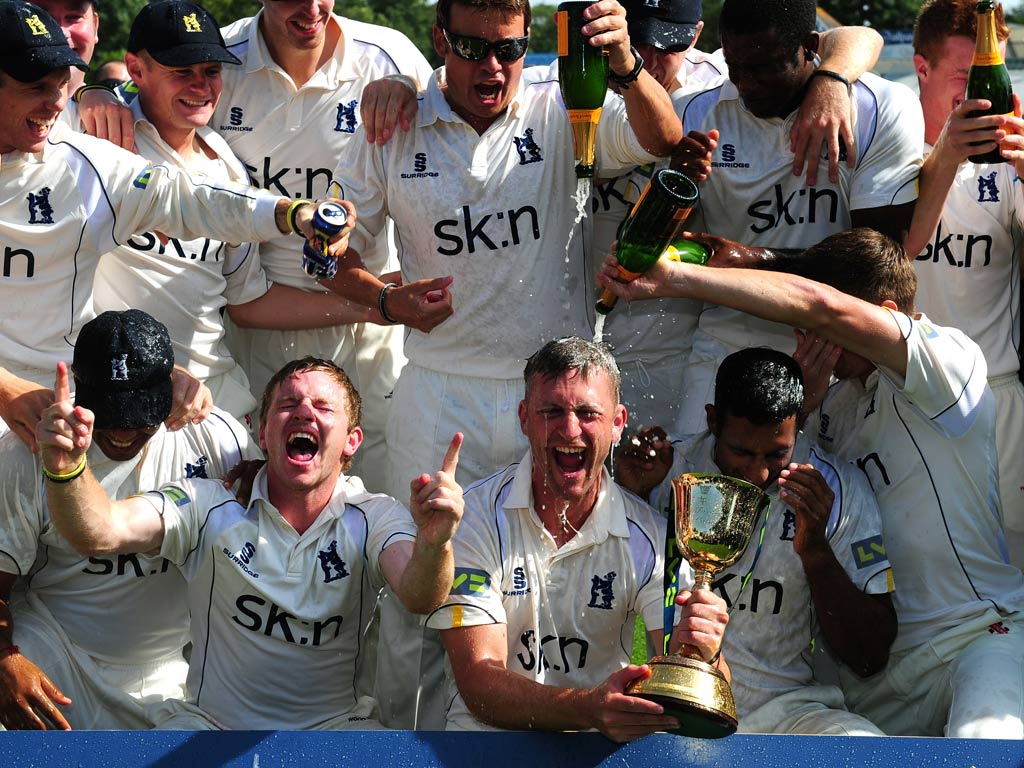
[[442, 29, 530, 62]]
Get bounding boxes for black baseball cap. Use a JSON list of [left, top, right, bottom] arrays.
[[624, 0, 702, 53], [0, 1, 88, 83], [73, 310, 175, 431], [127, 0, 241, 67]]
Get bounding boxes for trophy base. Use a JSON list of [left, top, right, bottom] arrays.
[[626, 655, 738, 739]]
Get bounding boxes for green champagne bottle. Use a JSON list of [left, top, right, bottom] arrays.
[[557, 0, 609, 178], [966, 0, 1014, 164], [596, 169, 699, 314]]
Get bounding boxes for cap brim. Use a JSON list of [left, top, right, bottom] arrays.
[[629, 17, 697, 53], [0, 46, 88, 83], [149, 44, 242, 67], [75, 379, 173, 430]]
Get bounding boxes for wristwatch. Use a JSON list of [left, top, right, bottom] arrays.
[[609, 46, 644, 89]]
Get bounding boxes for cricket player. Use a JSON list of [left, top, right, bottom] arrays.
[[598, 227, 1024, 738], [0, 309, 258, 730], [38, 356, 464, 730], [0, 0, 353, 448], [427, 337, 729, 742], [617, 348, 893, 735]]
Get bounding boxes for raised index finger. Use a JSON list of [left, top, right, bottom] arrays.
[[441, 432, 464, 476], [53, 361, 72, 404]]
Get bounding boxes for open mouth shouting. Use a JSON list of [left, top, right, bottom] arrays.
[[553, 445, 587, 476], [475, 81, 503, 103], [286, 430, 319, 463]]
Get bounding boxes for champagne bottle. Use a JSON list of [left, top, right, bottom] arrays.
[[557, 0, 608, 179], [966, 0, 1013, 164], [596, 169, 699, 314]]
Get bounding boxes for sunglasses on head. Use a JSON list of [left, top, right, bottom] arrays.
[[442, 28, 530, 62]]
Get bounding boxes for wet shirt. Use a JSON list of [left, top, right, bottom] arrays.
[[0, 121, 282, 386], [813, 311, 1024, 651], [334, 69, 659, 379], [427, 455, 677, 730], [149, 471, 414, 729], [0, 410, 256, 665], [651, 431, 892, 715]]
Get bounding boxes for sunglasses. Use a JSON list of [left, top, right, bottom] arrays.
[[442, 29, 530, 62]]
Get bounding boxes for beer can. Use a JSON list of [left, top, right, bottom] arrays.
[[301, 201, 348, 281]]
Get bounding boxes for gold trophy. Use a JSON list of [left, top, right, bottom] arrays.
[[626, 472, 768, 738]]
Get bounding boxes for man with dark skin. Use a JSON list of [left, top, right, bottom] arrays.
[[617, 347, 894, 734]]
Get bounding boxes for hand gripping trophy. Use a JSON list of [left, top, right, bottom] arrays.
[[626, 473, 769, 738]]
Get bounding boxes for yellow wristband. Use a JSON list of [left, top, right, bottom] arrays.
[[43, 454, 87, 483], [286, 199, 313, 236], [72, 83, 115, 104]]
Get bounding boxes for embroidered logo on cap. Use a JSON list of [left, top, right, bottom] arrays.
[[111, 353, 129, 381], [183, 12, 202, 32], [25, 15, 49, 35]]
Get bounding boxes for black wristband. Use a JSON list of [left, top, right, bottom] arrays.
[[609, 46, 644, 89], [810, 68, 851, 93], [378, 282, 399, 325], [707, 649, 721, 666]]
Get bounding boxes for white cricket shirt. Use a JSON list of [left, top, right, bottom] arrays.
[[0, 121, 282, 386], [912, 147, 1022, 378], [651, 431, 893, 716], [426, 454, 680, 730], [682, 71, 923, 357], [814, 311, 1024, 651], [0, 409, 255, 665], [591, 49, 727, 365], [93, 99, 269, 417], [335, 69, 659, 379], [148, 470, 415, 730], [214, 12, 433, 285]]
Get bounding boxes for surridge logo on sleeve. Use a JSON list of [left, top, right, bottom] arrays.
[[334, 100, 358, 133], [317, 540, 350, 583], [587, 571, 616, 610], [513, 128, 543, 165], [27, 188, 54, 224]]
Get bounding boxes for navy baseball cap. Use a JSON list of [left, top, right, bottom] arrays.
[[0, 1, 88, 83], [128, 0, 241, 67], [73, 310, 175, 430], [624, 0, 702, 53]]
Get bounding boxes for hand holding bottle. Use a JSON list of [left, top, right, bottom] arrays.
[[966, 0, 1015, 163], [596, 169, 699, 314]]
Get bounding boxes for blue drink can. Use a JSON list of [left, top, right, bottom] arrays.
[[301, 201, 348, 281]]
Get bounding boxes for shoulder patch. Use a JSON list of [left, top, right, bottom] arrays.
[[851, 534, 886, 569], [450, 567, 490, 596], [133, 166, 153, 189], [161, 485, 191, 507]]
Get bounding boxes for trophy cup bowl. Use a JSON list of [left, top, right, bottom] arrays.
[[626, 472, 768, 738]]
